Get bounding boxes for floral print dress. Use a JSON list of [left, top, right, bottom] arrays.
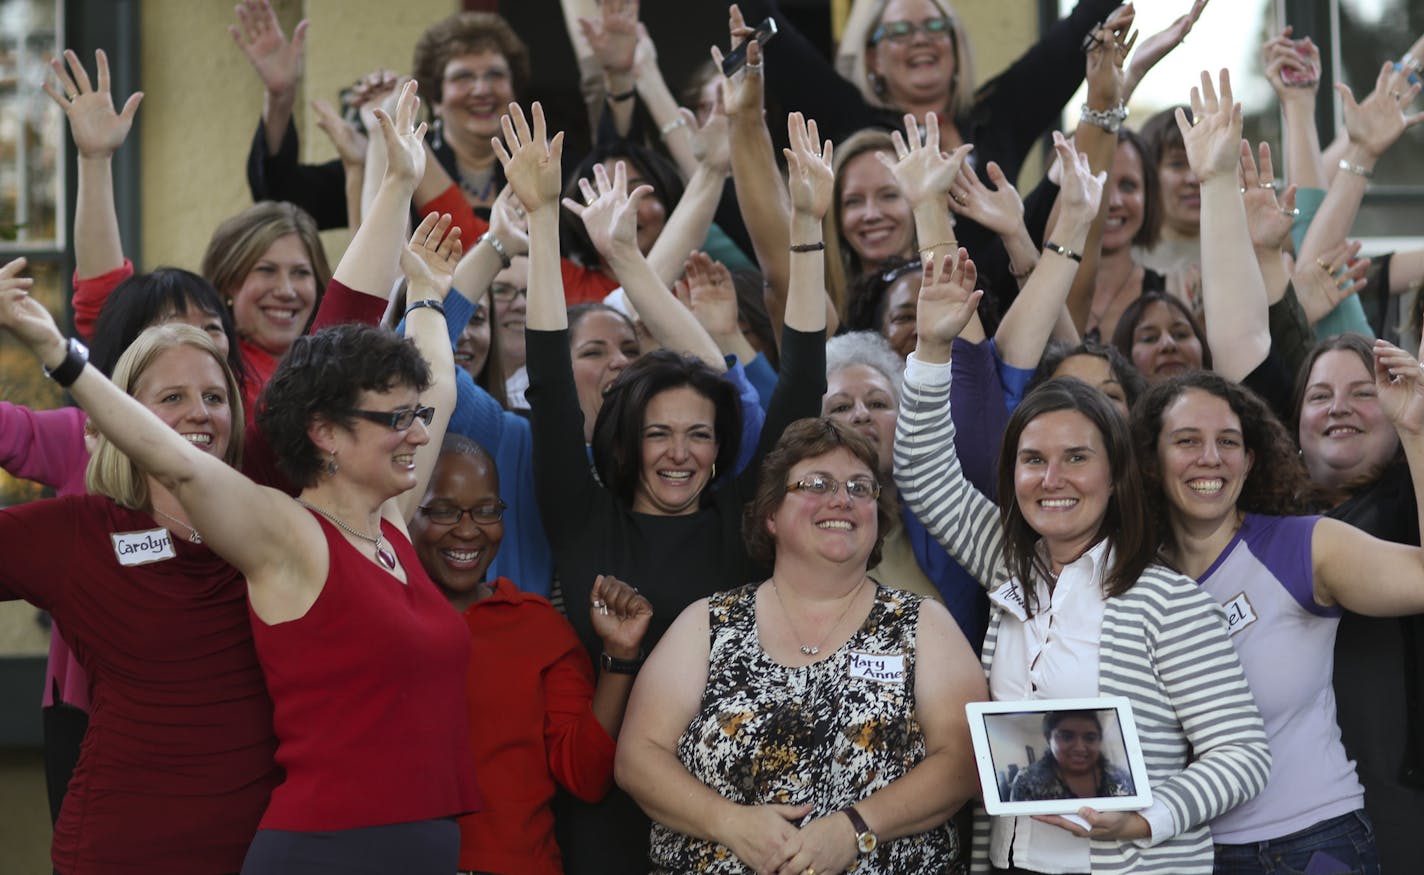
[[648, 583, 959, 874]]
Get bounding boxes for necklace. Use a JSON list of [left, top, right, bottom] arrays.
[[152, 507, 201, 544], [1086, 262, 1141, 340], [770, 577, 867, 656], [296, 499, 396, 570]]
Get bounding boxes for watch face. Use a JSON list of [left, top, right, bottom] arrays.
[[857, 832, 877, 854]]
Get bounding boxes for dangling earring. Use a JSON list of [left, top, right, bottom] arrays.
[[324, 451, 339, 476], [868, 70, 886, 97], [431, 117, 444, 152], [224, 297, 234, 310], [710, 462, 718, 481]]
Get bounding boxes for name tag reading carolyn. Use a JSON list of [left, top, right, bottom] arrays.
[[989, 579, 1029, 622], [847, 651, 906, 684], [112, 528, 177, 567]]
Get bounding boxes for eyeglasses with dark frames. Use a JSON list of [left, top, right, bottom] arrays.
[[787, 473, 882, 502], [490, 283, 528, 301], [871, 16, 955, 45], [418, 500, 508, 525], [346, 405, 436, 431]]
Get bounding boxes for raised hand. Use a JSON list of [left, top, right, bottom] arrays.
[[488, 186, 530, 256], [492, 102, 566, 215], [371, 80, 427, 188], [1084, 4, 1136, 108], [1262, 27, 1320, 102], [1292, 240, 1370, 323], [562, 161, 653, 258], [42, 49, 142, 160], [877, 111, 973, 207], [711, 3, 764, 120], [589, 574, 653, 658], [310, 98, 366, 166], [351, 68, 401, 134], [228, 0, 308, 99], [580, 0, 641, 78], [1049, 130, 1107, 234], [1176, 69, 1243, 182], [783, 113, 834, 219], [1125, 0, 1207, 99], [673, 252, 738, 338], [1374, 339, 1424, 436], [1240, 140, 1298, 251], [400, 213, 462, 296], [0, 258, 65, 361], [948, 161, 1023, 237], [916, 248, 983, 352], [1339, 62, 1424, 159], [689, 104, 731, 175]]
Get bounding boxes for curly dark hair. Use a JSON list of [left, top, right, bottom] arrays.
[[743, 418, 894, 569], [591, 349, 741, 509], [996, 378, 1155, 617], [90, 267, 248, 391], [1110, 291, 1213, 373], [1132, 371, 1319, 551], [412, 12, 531, 109], [1030, 340, 1147, 410], [257, 324, 432, 488]]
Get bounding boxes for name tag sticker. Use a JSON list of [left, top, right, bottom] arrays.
[[112, 527, 177, 567], [847, 651, 906, 684], [1223, 591, 1257, 636], [990, 579, 1029, 622]]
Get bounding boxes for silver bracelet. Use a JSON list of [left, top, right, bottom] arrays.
[[659, 116, 689, 137], [1338, 158, 1374, 180], [480, 231, 512, 269], [1080, 102, 1129, 133]]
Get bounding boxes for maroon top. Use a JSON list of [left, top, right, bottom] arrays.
[[0, 495, 279, 875], [249, 510, 482, 830]]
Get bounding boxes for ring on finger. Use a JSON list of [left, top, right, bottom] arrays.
[[1391, 90, 1404, 100], [1280, 206, 1299, 217], [65, 91, 77, 101], [1316, 257, 1333, 272], [1258, 181, 1275, 189]]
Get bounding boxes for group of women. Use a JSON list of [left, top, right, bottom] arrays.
[[4, 0, 1424, 873]]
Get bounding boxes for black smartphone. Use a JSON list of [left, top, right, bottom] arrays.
[[721, 18, 778, 78]]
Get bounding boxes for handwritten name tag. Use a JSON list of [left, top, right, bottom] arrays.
[[989, 579, 1029, 622], [1222, 592, 1257, 637], [111, 528, 177, 567], [847, 651, 906, 684]]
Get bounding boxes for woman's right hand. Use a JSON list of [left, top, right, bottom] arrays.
[[589, 574, 653, 658], [711, 4, 765, 121], [1176, 69, 1243, 183], [1048, 130, 1107, 237], [492, 102, 566, 216], [1262, 27, 1320, 104], [0, 259, 66, 364], [915, 249, 982, 360], [717, 802, 812, 875], [371, 80, 427, 189], [488, 186, 531, 256], [561, 161, 653, 260], [1339, 62, 1424, 160], [399, 213, 462, 297], [43, 49, 142, 160], [783, 112, 834, 220], [228, 0, 307, 100], [878, 111, 973, 208], [674, 252, 738, 338]]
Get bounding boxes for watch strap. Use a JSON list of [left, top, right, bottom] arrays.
[[44, 338, 88, 388], [842, 805, 877, 854], [600, 650, 644, 675]]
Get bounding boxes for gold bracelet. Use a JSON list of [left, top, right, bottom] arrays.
[[918, 240, 957, 258]]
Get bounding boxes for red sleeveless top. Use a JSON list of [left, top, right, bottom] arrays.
[[249, 510, 483, 830]]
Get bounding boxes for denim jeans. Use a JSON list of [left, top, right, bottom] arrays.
[[1213, 810, 1379, 875]]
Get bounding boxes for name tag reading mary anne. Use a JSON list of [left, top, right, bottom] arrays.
[[112, 528, 177, 567], [847, 651, 906, 684]]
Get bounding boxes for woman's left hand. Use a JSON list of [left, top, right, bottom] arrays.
[[0, 258, 66, 363], [1239, 140, 1298, 252], [590, 574, 653, 657], [772, 812, 856, 875], [1049, 130, 1107, 234], [1176, 69, 1242, 183], [878, 111, 973, 208], [1084, 5, 1135, 108], [1124, 0, 1207, 99], [783, 112, 835, 220], [562, 161, 652, 259], [400, 212, 462, 296], [372, 79, 427, 189], [1375, 340, 1424, 436], [674, 252, 738, 338], [1034, 807, 1151, 841]]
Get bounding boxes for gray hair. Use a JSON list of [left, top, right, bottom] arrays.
[[825, 331, 904, 404]]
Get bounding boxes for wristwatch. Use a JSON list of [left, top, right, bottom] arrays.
[[842, 805, 878, 855], [599, 650, 644, 675], [43, 337, 89, 388]]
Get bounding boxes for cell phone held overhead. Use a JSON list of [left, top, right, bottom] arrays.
[[721, 18, 778, 78]]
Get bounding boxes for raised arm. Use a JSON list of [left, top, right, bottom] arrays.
[[644, 109, 733, 287], [562, 162, 725, 369], [494, 102, 567, 335], [1181, 70, 1271, 381], [1239, 140, 1300, 307], [1263, 27, 1326, 190], [579, 0, 641, 138], [782, 112, 833, 336], [229, 0, 308, 159], [1313, 340, 1424, 615], [633, 30, 699, 178], [43, 49, 141, 281], [675, 252, 757, 364]]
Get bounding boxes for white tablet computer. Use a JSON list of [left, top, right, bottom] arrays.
[[965, 697, 1152, 817]]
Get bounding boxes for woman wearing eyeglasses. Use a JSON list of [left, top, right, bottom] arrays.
[[617, 417, 986, 875], [410, 433, 652, 874]]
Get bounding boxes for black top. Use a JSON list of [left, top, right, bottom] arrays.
[[526, 324, 825, 875]]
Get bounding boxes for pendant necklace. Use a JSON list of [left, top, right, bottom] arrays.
[[771, 577, 867, 656], [296, 499, 397, 570], [152, 507, 201, 544]]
